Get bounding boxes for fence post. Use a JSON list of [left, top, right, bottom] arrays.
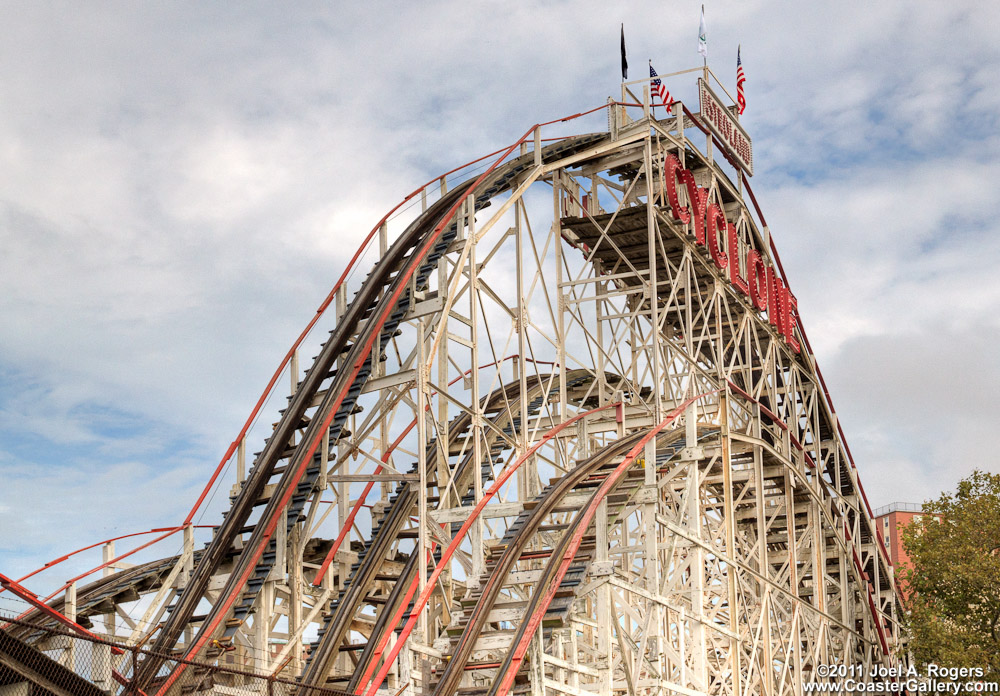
[[65, 581, 77, 672], [131, 645, 140, 696]]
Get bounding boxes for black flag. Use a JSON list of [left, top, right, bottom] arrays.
[[620, 24, 628, 80]]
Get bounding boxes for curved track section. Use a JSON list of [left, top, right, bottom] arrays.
[[332, 370, 606, 693], [10, 553, 202, 639], [430, 431, 648, 696], [481, 427, 717, 696]]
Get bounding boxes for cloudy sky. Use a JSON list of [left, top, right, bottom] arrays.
[[1, 1, 997, 597]]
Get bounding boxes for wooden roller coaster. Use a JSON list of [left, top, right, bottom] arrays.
[[3, 67, 907, 696]]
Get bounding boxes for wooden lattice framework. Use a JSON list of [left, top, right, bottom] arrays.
[[10, 68, 905, 696]]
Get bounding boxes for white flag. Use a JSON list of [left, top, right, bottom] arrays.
[[698, 5, 708, 58]]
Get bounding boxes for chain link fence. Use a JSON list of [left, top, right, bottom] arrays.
[[0, 612, 358, 696]]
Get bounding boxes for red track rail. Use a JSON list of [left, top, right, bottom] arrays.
[[4, 526, 217, 603], [28, 527, 180, 612], [1, 573, 112, 645]]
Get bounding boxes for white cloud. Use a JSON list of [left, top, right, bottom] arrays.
[[822, 325, 1000, 506]]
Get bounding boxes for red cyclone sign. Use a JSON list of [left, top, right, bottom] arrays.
[[663, 153, 800, 354]]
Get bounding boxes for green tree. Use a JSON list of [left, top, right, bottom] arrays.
[[901, 470, 1000, 677]]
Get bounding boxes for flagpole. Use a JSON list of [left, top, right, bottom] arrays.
[[698, 4, 711, 159], [699, 4, 708, 70], [648, 59, 655, 119], [737, 44, 741, 119], [620, 23, 627, 83], [620, 23, 627, 126], [702, 5, 709, 90]]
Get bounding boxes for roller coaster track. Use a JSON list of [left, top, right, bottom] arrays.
[[431, 424, 712, 696], [5, 92, 911, 696], [10, 552, 203, 639]]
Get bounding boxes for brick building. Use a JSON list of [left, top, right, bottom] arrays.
[[873, 502, 925, 598]]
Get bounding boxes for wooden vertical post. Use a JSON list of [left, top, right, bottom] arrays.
[[596, 498, 612, 695], [102, 542, 115, 639], [720, 391, 742, 694], [65, 581, 77, 671], [416, 316, 429, 643], [644, 135, 663, 421], [515, 198, 530, 504], [554, 173, 567, 436], [469, 195, 485, 583]]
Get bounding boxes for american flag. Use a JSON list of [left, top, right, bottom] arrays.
[[736, 46, 746, 115], [649, 63, 673, 110]]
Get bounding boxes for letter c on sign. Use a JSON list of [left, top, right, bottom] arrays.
[[727, 222, 749, 296], [663, 154, 690, 224], [679, 170, 707, 246], [706, 204, 729, 271]]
